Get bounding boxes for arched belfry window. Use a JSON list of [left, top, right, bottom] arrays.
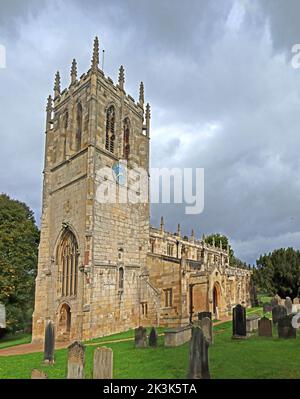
[[118, 267, 124, 290], [76, 103, 83, 151], [58, 229, 79, 297], [105, 105, 115, 153], [123, 117, 130, 159]]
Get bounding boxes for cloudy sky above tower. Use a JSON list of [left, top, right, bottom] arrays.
[[1, 0, 300, 264]]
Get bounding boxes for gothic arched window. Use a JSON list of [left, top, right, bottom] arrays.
[[76, 103, 83, 151], [105, 105, 115, 153], [58, 229, 79, 297], [123, 117, 130, 159], [118, 267, 124, 290]]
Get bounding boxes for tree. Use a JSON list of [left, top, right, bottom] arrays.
[[0, 194, 39, 333], [205, 233, 247, 269], [253, 248, 300, 299]]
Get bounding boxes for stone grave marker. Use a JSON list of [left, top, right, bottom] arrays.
[[134, 326, 147, 348], [0, 304, 6, 329], [232, 304, 246, 338], [43, 320, 55, 364], [291, 312, 300, 329], [292, 304, 300, 313], [270, 296, 280, 308], [293, 298, 300, 305], [67, 341, 86, 379], [93, 347, 113, 379], [258, 316, 272, 337], [149, 327, 158, 347], [198, 311, 212, 321], [188, 326, 210, 379], [272, 305, 287, 324], [31, 369, 48, 379], [246, 315, 260, 333], [285, 297, 293, 314], [199, 317, 213, 345], [278, 314, 296, 339]]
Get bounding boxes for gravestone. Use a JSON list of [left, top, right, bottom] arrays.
[[198, 311, 212, 321], [67, 341, 86, 379], [43, 320, 55, 364], [292, 304, 300, 313], [149, 327, 158, 347], [246, 315, 260, 333], [188, 326, 210, 379], [93, 347, 113, 379], [291, 312, 300, 329], [285, 297, 293, 314], [271, 296, 280, 308], [199, 317, 213, 345], [278, 314, 296, 339], [232, 304, 246, 338], [164, 326, 191, 347], [258, 317, 272, 337], [134, 326, 147, 348], [293, 298, 300, 305], [0, 304, 6, 329], [272, 305, 287, 324], [31, 369, 48, 379]]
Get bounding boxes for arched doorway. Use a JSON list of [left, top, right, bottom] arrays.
[[213, 283, 221, 317], [58, 303, 71, 335]]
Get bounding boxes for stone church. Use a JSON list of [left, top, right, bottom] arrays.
[[32, 37, 252, 343]]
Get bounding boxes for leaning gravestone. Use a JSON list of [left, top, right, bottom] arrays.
[[232, 304, 246, 338], [134, 326, 147, 348], [31, 369, 48, 379], [272, 305, 287, 324], [278, 314, 296, 339], [149, 327, 158, 347], [188, 326, 210, 379], [293, 298, 300, 305], [198, 311, 212, 321], [67, 341, 86, 379], [93, 347, 113, 379], [258, 317, 272, 337], [199, 317, 213, 345], [285, 297, 293, 314], [44, 320, 55, 364]]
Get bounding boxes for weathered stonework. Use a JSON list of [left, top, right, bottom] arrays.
[[32, 38, 252, 343]]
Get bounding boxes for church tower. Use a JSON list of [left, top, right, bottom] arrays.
[[32, 37, 150, 342]]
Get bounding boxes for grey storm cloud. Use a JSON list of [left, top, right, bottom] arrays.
[[1, 0, 300, 264]]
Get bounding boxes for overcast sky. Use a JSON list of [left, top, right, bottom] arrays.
[[1, 0, 300, 264]]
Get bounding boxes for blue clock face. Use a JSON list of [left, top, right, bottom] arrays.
[[112, 162, 126, 186]]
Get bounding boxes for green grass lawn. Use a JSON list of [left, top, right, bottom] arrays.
[[0, 333, 31, 350], [1, 320, 300, 379], [258, 293, 272, 304]]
